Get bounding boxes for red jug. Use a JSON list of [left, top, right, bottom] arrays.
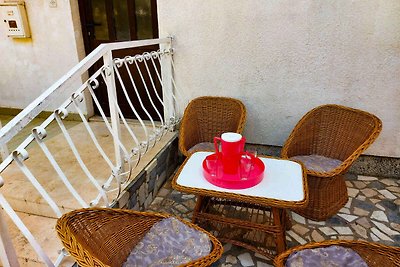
[[214, 132, 246, 174]]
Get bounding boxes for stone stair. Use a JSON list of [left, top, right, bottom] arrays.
[[0, 119, 178, 266]]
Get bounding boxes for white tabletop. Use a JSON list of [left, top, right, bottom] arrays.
[[176, 151, 305, 202]]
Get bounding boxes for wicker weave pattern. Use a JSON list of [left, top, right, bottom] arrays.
[[194, 197, 287, 259], [56, 208, 223, 267], [274, 240, 400, 267], [281, 104, 382, 221], [172, 154, 309, 259], [179, 96, 247, 157]]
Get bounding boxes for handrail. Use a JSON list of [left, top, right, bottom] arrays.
[[0, 36, 184, 266], [0, 37, 171, 147]]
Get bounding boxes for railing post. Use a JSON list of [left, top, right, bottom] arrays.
[[160, 37, 175, 128], [0, 122, 9, 162], [0, 209, 19, 267], [103, 51, 124, 172]]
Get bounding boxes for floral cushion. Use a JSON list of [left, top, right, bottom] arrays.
[[286, 245, 368, 267], [123, 217, 211, 267], [290, 155, 342, 173], [187, 142, 215, 154]]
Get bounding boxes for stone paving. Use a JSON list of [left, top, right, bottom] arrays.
[[148, 171, 400, 267]]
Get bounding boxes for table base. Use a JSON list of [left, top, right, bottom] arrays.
[[192, 196, 289, 260]]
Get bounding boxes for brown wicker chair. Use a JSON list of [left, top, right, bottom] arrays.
[[274, 240, 400, 266], [179, 96, 246, 157], [56, 208, 223, 267], [281, 104, 382, 221]]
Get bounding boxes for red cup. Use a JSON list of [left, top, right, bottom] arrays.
[[214, 132, 246, 174], [240, 152, 257, 180]]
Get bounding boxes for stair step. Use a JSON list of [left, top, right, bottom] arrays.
[[0, 120, 176, 265]]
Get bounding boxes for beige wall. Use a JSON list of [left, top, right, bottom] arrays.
[[158, 0, 400, 157], [0, 0, 87, 112]]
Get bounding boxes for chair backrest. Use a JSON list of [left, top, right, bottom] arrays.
[[56, 208, 223, 267], [274, 240, 400, 267], [56, 208, 161, 267], [179, 96, 246, 156], [282, 104, 382, 161]]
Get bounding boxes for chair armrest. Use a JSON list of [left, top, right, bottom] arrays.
[[179, 115, 201, 157]]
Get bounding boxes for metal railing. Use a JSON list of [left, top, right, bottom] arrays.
[[0, 37, 185, 266]]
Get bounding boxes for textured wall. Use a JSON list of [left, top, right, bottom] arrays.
[[158, 0, 400, 157], [0, 0, 86, 112]]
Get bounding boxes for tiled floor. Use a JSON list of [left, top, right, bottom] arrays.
[[148, 171, 400, 267]]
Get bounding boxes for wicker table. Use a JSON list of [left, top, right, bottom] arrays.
[[172, 152, 308, 260]]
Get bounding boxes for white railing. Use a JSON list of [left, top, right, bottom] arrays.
[[0, 37, 186, 266]]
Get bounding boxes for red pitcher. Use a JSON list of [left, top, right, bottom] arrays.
[[214, 132, 246, 174]]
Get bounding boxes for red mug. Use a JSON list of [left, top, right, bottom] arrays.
[[214, 132, 246, 174]]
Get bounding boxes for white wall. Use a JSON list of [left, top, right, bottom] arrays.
[[0, 0, 87, 112], [158, 0, 400, 157]]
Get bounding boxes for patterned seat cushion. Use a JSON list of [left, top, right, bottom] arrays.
[[286, 245, 368, 267], [123, 217, 211, 267], [187, 142, 215, 154], [290, 155, 342, 173]]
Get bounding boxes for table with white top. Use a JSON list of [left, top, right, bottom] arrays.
[[172, 151, 308, 260]]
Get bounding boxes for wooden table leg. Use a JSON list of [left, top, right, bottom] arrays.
[[284, 210, 292, 230], [272, 207, 287, 254], [192, 195, 204, 224]]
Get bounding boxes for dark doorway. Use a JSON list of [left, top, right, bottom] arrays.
[[78, 0, 163, 120]]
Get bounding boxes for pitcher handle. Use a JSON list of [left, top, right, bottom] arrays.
[[214, 137, 221, 154]]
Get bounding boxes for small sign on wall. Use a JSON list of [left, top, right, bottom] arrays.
[[0, 1, 30, 38]]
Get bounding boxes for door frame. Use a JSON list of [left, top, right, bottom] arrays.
[[77, 0, 161, 119], [78, 0, 159, 55]]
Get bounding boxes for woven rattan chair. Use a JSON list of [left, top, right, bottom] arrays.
[[281, 104, 382, 221], [179, 96, 246, 157], [56, 208, 223, 267], [274, 240, 400, 266]]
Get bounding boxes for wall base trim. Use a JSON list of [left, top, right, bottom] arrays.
[[246, 143, 400, 179]]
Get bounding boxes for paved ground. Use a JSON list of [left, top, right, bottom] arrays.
[[148, 171, 400, 267]]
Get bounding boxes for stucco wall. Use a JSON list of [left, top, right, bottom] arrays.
[[0, 0, 86, 112], [158, 0, 400, 157]]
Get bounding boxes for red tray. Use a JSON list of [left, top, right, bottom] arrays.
[[202, 153, 265, 189]]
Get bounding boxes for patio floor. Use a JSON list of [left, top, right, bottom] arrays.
[[148, 171, 400, 267], [1, 114, 399, 266]]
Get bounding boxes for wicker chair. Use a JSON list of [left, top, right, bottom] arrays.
[[179, 96, 246, 157], [56, 208, 223, 267], [274, 240, 400, 266], [281, 104, 382, 221]]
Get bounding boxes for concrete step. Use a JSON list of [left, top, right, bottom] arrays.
[[1, 121, 175, 218], [1, 211, 75, 266], [0, 120, 178, 265]]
